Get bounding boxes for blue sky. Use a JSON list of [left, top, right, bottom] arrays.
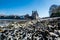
[[0, 0, 60, 17]]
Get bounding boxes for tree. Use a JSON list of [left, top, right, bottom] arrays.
[[24, 14, 29, 19], [50, 12, 60, 17], [49, 4, 60, 17]]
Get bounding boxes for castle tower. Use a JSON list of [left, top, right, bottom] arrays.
[[32, 11, 39, 19]]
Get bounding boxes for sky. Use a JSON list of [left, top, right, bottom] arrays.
[[0, 0, 60, 17]]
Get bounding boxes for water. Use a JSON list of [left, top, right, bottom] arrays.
[[0, 19, 26, 27]]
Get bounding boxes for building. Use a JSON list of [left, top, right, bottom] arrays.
[[32, 11, 39, 19]]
